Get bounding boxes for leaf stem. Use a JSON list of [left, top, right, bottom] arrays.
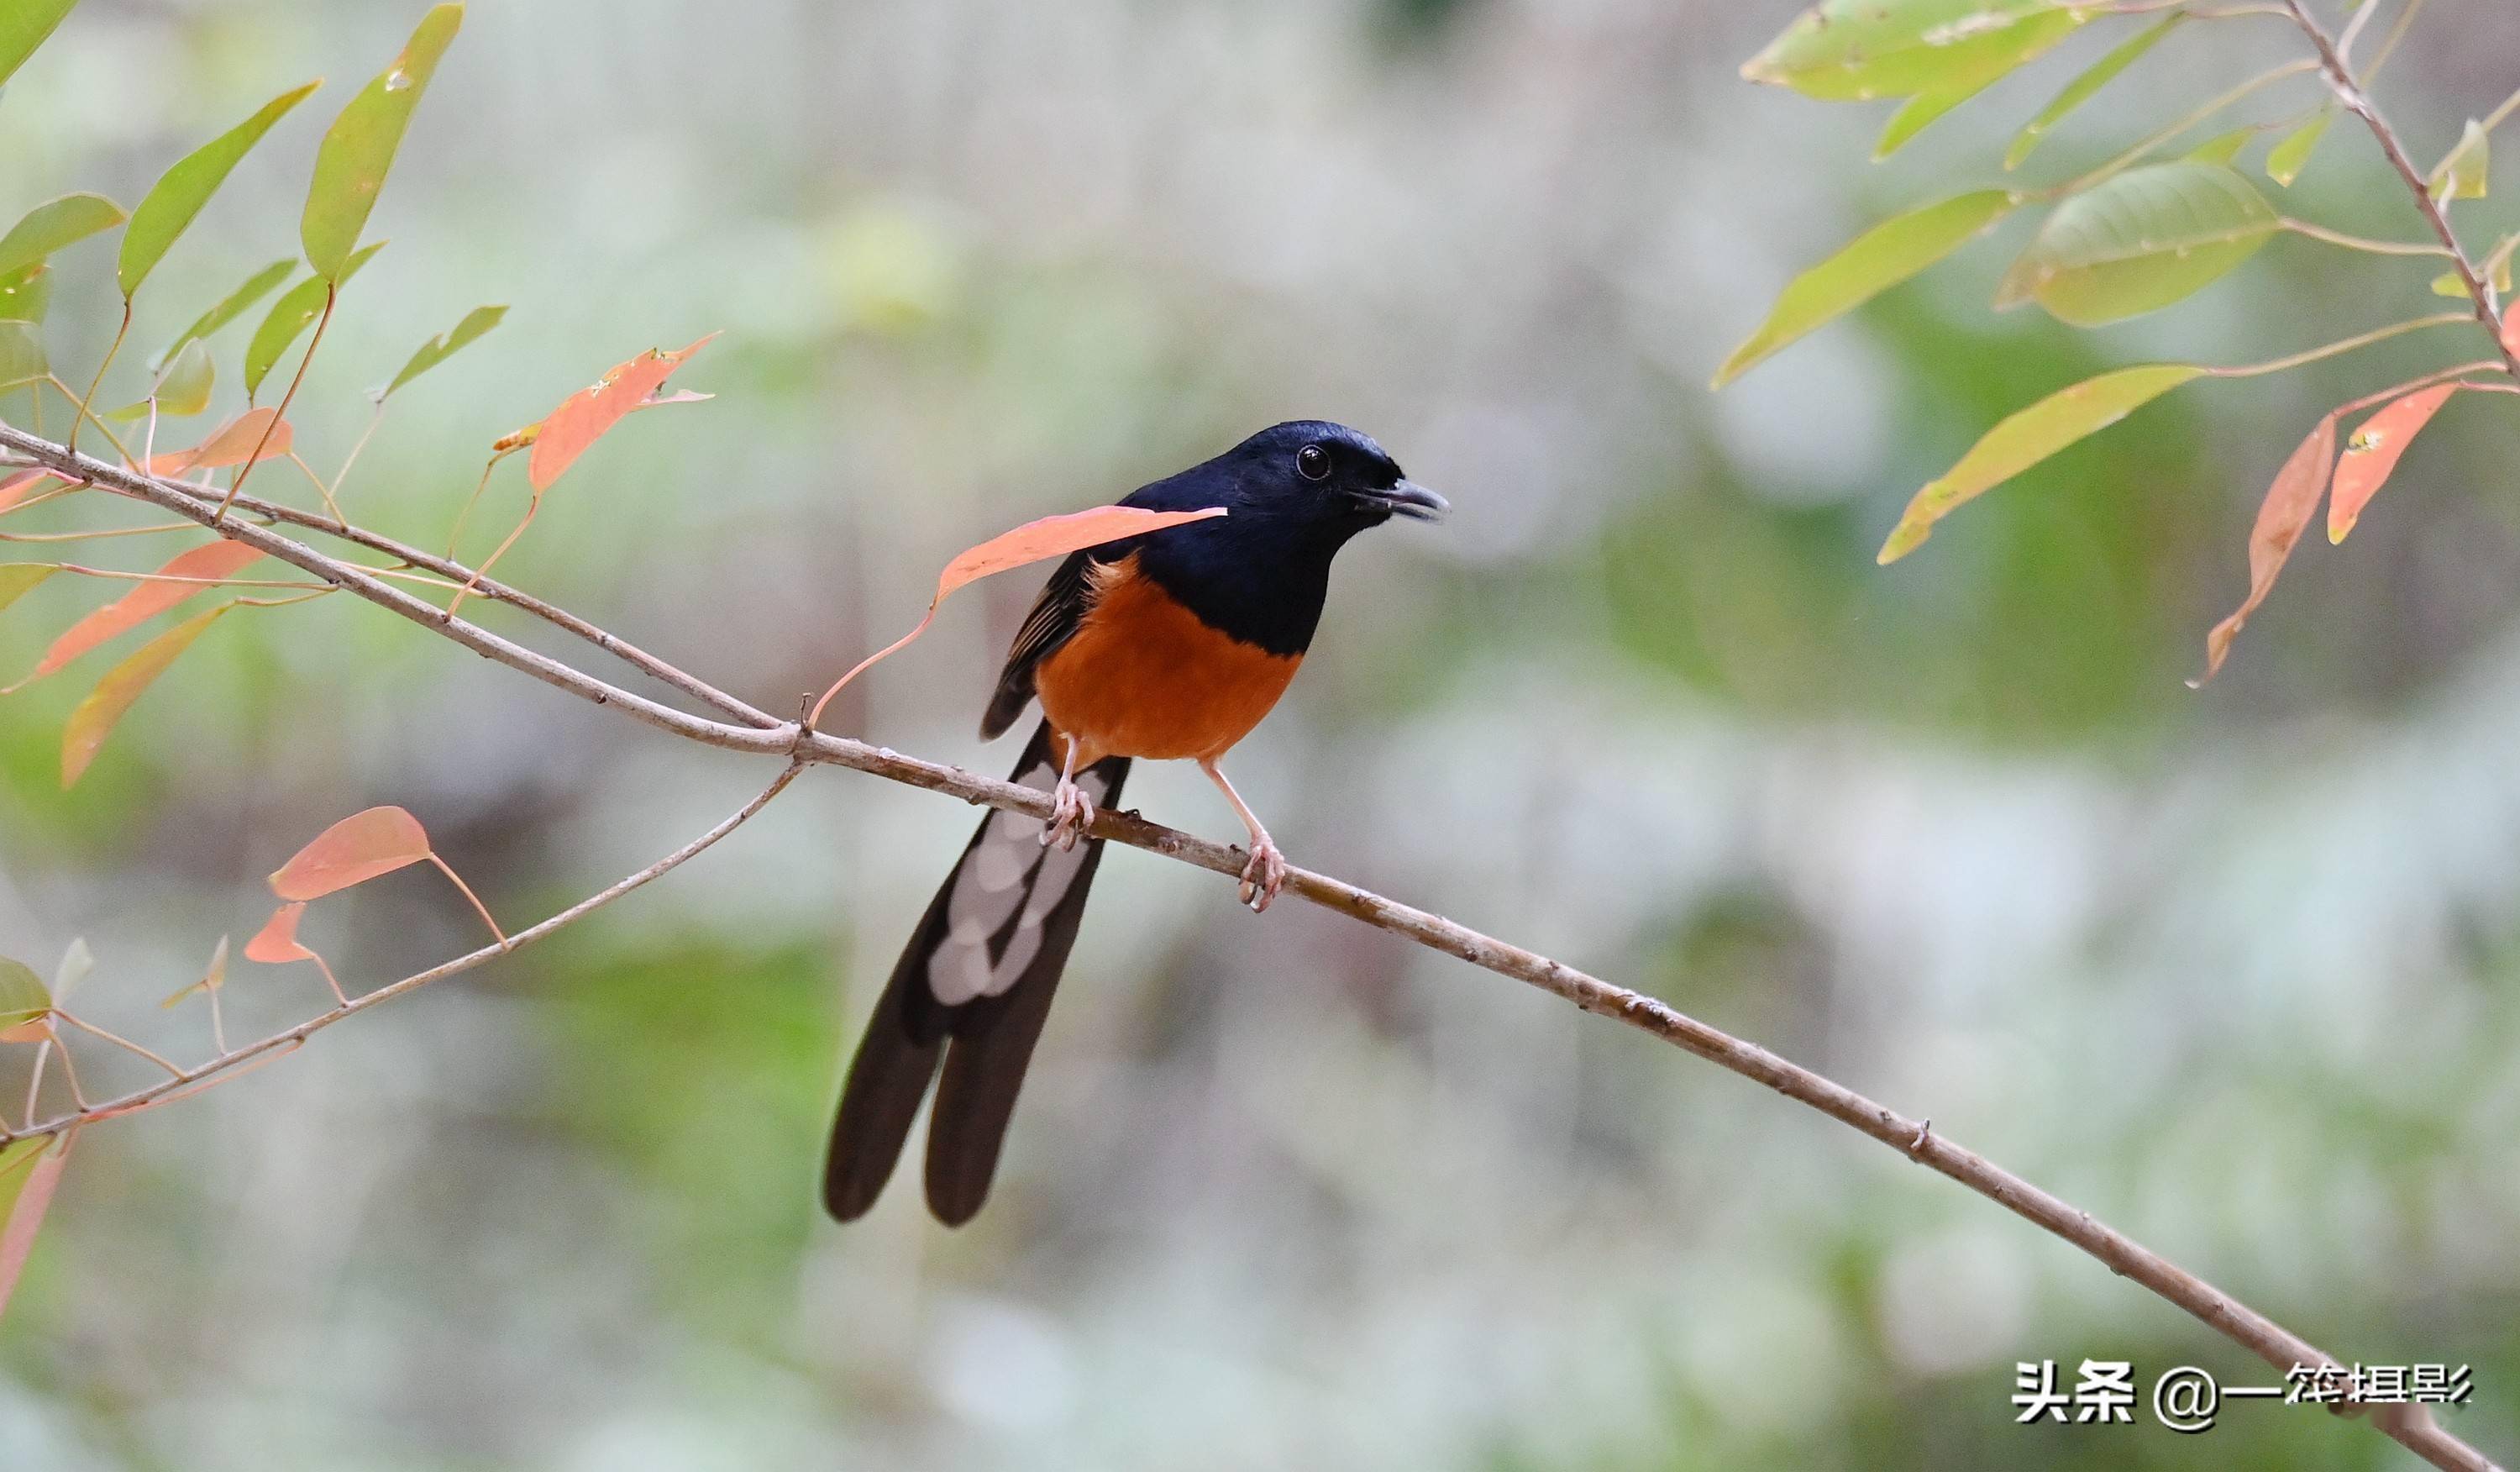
[[2213, 310, 2470, 376], [218, 282, 331, 521], [2280, 218, 2451, 255], [66, 302, 130, 460], [428, 854, 508, 946]]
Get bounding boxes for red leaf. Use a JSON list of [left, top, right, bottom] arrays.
[[2195, 414, 2339, 686], [18, 538, 260, 685], [0, 470, 60, 511], [525, 333, 717, 492], [61, 603, 231, 786], [269, 805, 432, 900], [2328, 384, 2460, 544], [0, 1131, 71, 1323], [244, 902, 315, 963], [806, 503, 1230, 726], [144, 407, 294, 476]]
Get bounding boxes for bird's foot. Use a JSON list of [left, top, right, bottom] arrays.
[[1042, 777, 1096, 851], [1236, 831, 1289, 912]]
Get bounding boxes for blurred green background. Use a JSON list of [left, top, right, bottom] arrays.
[[3, 0, 2519, 1467]]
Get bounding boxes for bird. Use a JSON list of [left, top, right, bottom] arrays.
[[822, 420, 1446, 1225]]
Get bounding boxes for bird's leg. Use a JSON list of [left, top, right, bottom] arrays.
[[1198, 758, 1288, 912], [1042, 733, 1095, 851]]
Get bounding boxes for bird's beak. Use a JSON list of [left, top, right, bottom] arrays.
[[1372, 479, 1449, 522]]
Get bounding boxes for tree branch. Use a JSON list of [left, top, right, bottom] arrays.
[[0, 422, 2496, 1472], [2284, 0, 2520, 380]]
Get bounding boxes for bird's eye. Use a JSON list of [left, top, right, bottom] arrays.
[[1296, 444, 1331, 482]]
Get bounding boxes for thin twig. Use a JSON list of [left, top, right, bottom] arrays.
[[2283, 0, 2520, 376]]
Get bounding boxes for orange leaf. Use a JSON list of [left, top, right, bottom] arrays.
[[62, 603, 231, 786], [244, 902, 315, 962], [806, 502, 1229, 727], [269, 805, 432, 900], [526, 333, 717, 492], [2194, 414, 2339, 686], [19, 538, 260, 685], [2504, 312, 2520, 361], [0, 1131, 69, 1322], [2328, 384, 2460, 544], [144, 407, 294, 476], [0, 469, 60, 511]]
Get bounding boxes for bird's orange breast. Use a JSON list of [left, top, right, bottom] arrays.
[[1033, 555, 1300, 765]]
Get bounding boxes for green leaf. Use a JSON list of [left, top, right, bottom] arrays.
[[385, 302, 505, 397], [118, 82, 320, 299], [243, 241, 385, 396], [1879, 363, 2204, 562], [2007, 13, 2185, 171], [1715, 190, 2019, 387], [0, 565, 54, 614], [0, 320, 44, 391], [108, 338, 214, 420], [160, 257, 294, 366], [2428, 118, 2489, 202], [2183, 128, 2254, 166], [1876, 77, 1998, 159], [1997, 160, 2277, 325], [0, 262, 47, 324], [2266, 106, 2333, 187], [1744, 0, 2086, 102], [0, 958, 48, 1035], [301, 3, 460, 281], [0, 193, 125, 281], [0, 0, 81, 92], [2434, 239, 2516, 297]]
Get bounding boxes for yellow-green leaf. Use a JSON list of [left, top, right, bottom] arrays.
[[2266, 106, 2333, 187], [0, 0, 81, 92], [107, 338, 213, 420], [2183, 128, 2254, 166], [385, 303, 505, 398], [0, 320, 42, 390], [2428, 118, 2489, 203], [0, 958, 48, 1038], [1716, 190, 2019, 387], [161, 258, 294, 367], [119, 82, 320, 299], [1997, 160, 2276, 325], [0, 193, 125, 281], [0, 262, 49, 324], [62, 602, 229, 787], [0, 565, 54, 614], [1879, 363, 2203, 562], [2435, 241, 2516, 297], [243, 242, 385, 396], [51, 939, 90, 1000], [302, 3, 460, 281], [2007, 13, 2184, 171], [1877, 78, 1995, 160], [1745, 0, 2087, 102]]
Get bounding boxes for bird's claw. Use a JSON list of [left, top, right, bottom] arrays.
[[1042, 779, 1095, 851], [1236, 834, 1288, 912]]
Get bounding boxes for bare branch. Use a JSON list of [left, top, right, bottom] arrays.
[[0, 418, 2497, 1470]]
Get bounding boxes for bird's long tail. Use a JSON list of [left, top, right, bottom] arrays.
[[822, 722, 1130, 1224]]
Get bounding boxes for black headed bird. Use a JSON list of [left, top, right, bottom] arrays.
[[823, 421, 1446, 1224]]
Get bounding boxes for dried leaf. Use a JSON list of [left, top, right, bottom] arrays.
[[2329, 384, 2461, 543], [2195, 414, 2339, 685], [268, 805, 432, 901], [144, 407, 293, 476], [811, 504, 1231, 721], [62, 603, 230, 786], [0, 1130, 72, 1322], [527, 333, 718, 492], [0, 472, 58, 512], [244, 902, 316, 963], [19, 539, 260, 684]]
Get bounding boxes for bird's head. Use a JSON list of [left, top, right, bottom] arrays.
[[1213, 420, 1448, 534]]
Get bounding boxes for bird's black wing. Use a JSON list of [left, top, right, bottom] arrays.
[[979, 550, 1099, 740]]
